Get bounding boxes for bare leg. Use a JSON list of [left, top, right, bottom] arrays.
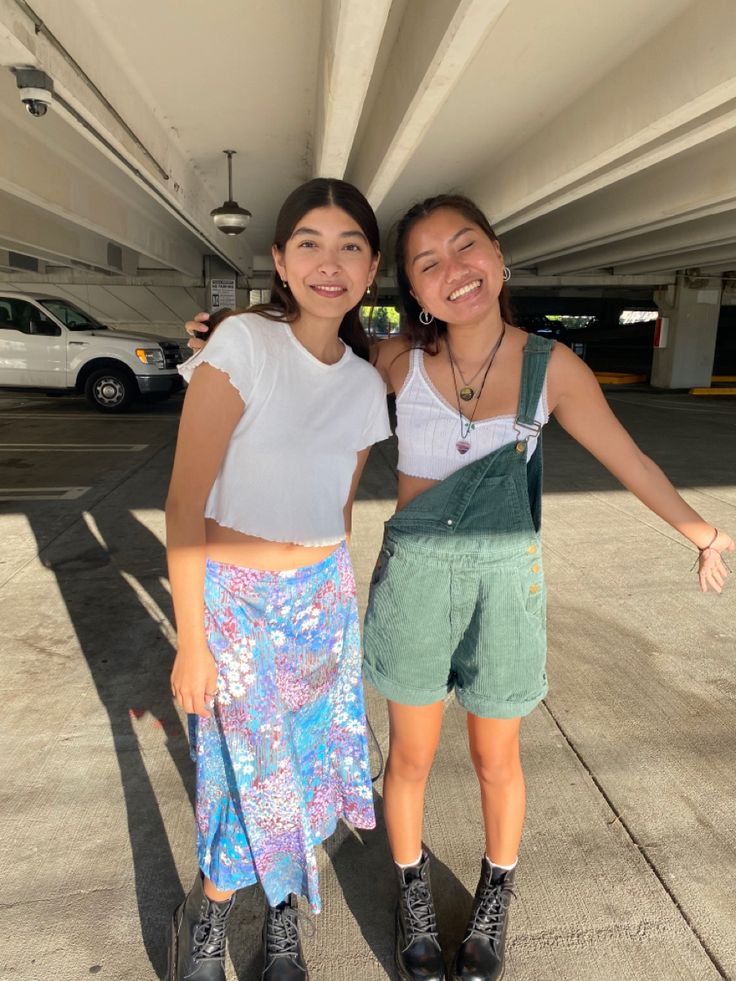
[[383, 700, 445, 863], [466, 714, 525, 865], [203, 877, 236, 902]]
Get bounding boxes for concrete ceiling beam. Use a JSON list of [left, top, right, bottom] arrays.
[[0, 0, 34, 64], [346, 0, 510, 209], [537, 211, 736, 275], [0, 0, 249, 272], [0, 102, 206, 278], [510, 273, 676, 288], [610, 242, 736, 276], [313, 0, 392, 179], [0, 238, 74, 271], [0, 268, 201, 286], [500, 130, 736, 267], [469, 0, 736, 232], [0, 199, 140, 276]]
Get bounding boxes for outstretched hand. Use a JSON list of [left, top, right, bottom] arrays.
[[185, 311, 211, 352], [697, 530, 734, 594]]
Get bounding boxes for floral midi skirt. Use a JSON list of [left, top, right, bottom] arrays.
[[191, 542, 375, 912]]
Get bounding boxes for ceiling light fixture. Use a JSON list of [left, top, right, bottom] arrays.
[[210, 150, 251, 235]]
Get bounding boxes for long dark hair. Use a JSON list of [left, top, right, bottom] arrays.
[[395, 193, 514, 353], [249, 178, 378, 361]]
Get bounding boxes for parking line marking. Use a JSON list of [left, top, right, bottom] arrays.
[[0, 443, 149, 452], [607, 395, 736, 418], [0, 486, 90, 501]]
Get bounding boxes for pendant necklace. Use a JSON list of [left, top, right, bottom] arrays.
[[447, 323, 506, 454], [453, 355, 492, 402], [449, 330, 504, 401]]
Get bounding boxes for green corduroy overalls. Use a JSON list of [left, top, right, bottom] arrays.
[[363, 334, 554, 719]]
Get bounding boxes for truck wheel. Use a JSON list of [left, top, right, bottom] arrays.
[[84, 368, 135, 412]]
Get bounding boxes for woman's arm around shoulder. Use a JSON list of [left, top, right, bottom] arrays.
[[371, 336, 414, 395], [546, 343, 734, 593]]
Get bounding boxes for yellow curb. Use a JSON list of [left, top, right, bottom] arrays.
[[595, 373, 647, 385], [689, 387, 736, 395]]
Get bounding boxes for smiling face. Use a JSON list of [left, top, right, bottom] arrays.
[[272, 205, 379, 323], [405, 207, 505, 326]]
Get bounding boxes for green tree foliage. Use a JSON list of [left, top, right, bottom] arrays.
[[360, 305, 401, 335]]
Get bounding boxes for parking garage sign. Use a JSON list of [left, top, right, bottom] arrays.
[[209, 278, 236, 312]]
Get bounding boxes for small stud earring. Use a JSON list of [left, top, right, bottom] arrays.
[[282, 279, 288, 288]]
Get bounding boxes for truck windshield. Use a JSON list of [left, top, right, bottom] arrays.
[[40, 299, 108, 331]]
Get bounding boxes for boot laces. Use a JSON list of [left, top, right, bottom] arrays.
[[467, 876, 514, 947], [402, 877, 440, 942], [192, 896, 233, 962], [264, 900, 314, 968]]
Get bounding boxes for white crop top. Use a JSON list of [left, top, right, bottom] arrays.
[[178, 313, 391, 546], [396, 348, 549, 480]]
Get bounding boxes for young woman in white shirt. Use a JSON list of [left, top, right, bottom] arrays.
[[166, 178, 390, 981]]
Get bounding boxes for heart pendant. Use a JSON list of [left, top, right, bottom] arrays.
[[459, 386, 474, 402], [456, 440, 471, 454]]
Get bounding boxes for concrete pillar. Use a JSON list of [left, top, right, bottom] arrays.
[[651, 271, 722, 389]]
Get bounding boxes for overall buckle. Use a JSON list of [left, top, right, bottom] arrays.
[[513, 418, 542, 440]]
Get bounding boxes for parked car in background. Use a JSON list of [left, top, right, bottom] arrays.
[[0, 292, 184, 411]]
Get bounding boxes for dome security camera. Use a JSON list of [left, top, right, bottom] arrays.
[[13, 68, 53, 118], [20, 87, 52, 116]]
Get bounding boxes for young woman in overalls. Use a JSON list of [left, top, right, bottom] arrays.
[[364, 194, 734, 981], [166, 178, 390, 981]]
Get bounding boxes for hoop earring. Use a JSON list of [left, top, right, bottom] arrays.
[[419, 309, 434, 326], [503, 266, 511, 282]]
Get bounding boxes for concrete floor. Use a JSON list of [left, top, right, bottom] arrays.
[[0, 388, 734, 981]]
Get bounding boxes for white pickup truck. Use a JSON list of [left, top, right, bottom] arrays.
[[0, 291, 184, 412]]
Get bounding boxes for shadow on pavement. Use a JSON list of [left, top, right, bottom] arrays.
[[220, 791, 474, 979], [327, 794, 473, 977], [37, 506, 192, 978]]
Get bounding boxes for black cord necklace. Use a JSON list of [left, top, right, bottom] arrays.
[[447, 323, 506, 454], [453, 352, 493, 401]]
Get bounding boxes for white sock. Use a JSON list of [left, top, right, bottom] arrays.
[[485, 855, 517, 872], [395, 851, 423, 870]]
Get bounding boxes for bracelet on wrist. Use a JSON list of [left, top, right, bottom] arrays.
[[690, 527, 718, 572], [698, 528, 718, 553]]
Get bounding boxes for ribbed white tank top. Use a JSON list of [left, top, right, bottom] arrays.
[[396, 347, 549, 480]]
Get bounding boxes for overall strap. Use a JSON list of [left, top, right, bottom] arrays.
[[515, 333, 554, 438]]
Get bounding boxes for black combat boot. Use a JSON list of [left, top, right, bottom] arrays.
[[168, 872, 235, 981], [262, 894, 309, 980], [395, 852, 446, 981], [451, 860, 515, 981]]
